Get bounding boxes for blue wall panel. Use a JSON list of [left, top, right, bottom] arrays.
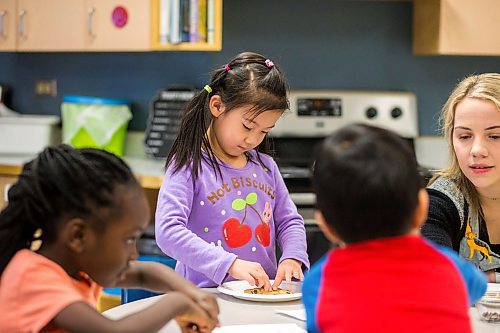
[[0, 1, 498, 135]]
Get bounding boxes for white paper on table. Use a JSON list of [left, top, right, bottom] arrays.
[[275, 309, 307, 321], [213, 323, 306, 333], [488, 282, 500, 292]]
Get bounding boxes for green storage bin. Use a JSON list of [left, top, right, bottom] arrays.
[[61, 96, 132, 156]]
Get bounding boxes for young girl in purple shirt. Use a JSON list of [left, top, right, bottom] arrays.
[[155, 52, 310, 289]]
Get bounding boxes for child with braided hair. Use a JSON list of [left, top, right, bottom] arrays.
[[155, 52, 310, 290], [0, 144, 219, 333]]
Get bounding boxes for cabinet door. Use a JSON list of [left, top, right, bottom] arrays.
[[17, 0, 85, 51], [413, 0, 500, 55], [85, 0, 150, 51], [0, 0, 16, 51]]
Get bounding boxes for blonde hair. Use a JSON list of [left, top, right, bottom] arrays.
[[432, 73, 500, 213]]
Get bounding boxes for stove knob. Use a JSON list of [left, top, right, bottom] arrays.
[[391, 107, 403, 118], [365, 107, 378, 119]]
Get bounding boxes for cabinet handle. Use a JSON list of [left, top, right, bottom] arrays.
[[87, 7, 95, 37], [0, 11, 6, 38], [18, 9, 25, 39]]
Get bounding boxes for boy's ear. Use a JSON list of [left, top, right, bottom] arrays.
[[314, 210, 343, 244], [62, 218, 93, 254], [208, 95, 223, 118], [412, 188, 429, 230]]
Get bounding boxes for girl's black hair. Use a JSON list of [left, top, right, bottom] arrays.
[[0, 144, 140, 274], [166, 51, 290, 180]]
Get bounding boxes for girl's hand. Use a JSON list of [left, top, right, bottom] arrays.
[[185, 288, 220, 324], [272, 259, 304, 290], [175, 298, 218, 333], [228, 258, 272, 291]]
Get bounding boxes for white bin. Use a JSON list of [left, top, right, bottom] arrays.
[[0, 115, 60, 155]]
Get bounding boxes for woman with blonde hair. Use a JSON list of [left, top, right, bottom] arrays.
[[422, 73, 500, 282]]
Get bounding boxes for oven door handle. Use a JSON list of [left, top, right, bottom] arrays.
[[289, 192, 316, 206]]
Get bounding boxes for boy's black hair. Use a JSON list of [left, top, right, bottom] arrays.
[[166, 51, 289, 180], [0, 144, 140, 274], [312, 124, 422, 244]]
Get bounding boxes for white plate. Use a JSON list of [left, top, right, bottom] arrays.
[[217, 280, 302, 302]]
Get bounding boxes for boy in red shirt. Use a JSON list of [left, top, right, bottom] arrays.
[[303, 124, 487, 333]]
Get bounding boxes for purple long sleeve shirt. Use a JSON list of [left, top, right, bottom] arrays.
[[155, 151, 310, 287]]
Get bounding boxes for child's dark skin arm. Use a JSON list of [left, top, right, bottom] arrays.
[[53, 291, 214, 333], [114, 260, 219, 323]]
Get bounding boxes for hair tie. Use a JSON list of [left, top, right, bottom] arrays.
[[264, 59, 274, 68], [224, 64, 230, 71], [204, 85, 212, 94]]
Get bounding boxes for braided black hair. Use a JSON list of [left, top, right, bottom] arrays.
[[0, 144, 140, 274], [166, 51, 290, 180]]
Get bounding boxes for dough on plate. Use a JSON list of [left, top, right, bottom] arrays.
[[243, 287, 293, 295]]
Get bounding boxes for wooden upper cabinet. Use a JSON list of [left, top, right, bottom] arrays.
[[17, 0, 85, 51], [0, 0, 17, 51], [413, 0, 500, 56], [2, 0, 222, 52], [85, 0, 151, 51]]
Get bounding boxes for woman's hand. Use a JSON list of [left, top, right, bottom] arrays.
[[485, 269, 497, 283], [228, 259, 271, 291], [272, 259, 304, 290]]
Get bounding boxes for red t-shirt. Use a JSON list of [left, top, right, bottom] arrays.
[[0, 249, 102, 333], [303, 236, 473, 333]]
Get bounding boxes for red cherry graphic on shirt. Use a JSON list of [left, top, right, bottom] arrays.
[[255, 223, 271, 247], [222, 218, 252, 248]]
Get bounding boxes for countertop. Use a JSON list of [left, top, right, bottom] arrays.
[[0, 135, 449, 190], [0, 154, 166, 189]]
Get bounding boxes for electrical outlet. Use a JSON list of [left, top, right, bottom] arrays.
[[35, 79, 57, 97]]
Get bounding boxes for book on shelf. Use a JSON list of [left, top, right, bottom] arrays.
[[207, 0, 215, 44], [198, 0, 207, 43], [189, 0, 199, 43], [180, 0, 190, 43], [159, 0, 215, 45], [169, 0, 181, 44], [159, 0, 170, 44]]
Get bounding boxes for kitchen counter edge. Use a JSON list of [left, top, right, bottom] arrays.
[[0, 155, 166, 190]]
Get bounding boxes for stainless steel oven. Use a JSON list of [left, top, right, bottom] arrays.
[[271, 90, 419, 265]]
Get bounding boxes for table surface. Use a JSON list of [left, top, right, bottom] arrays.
[[104, 290, 500, 333], [104, 290, 305, 332]]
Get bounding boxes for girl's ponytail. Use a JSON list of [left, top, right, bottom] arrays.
[[0, 158, 51, 274], [0, 200, 39, 274], [166, 86, 214, 178]]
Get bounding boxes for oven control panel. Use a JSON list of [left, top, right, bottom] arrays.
[[297, 98, 342, 117], [272, 90, 418, 138]]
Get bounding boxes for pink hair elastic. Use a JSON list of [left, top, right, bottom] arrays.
[[265, 59, 274, 68], [224, 64, 230, 71]]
